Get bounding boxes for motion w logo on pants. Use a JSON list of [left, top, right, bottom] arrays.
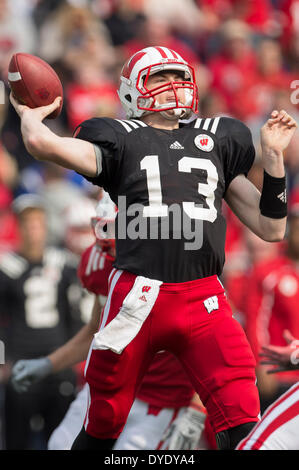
[[200, 138, 208, 146], [204, 295, 219, 314]]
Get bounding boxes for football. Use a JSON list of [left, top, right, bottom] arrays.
[[8, 53, 63, 119]]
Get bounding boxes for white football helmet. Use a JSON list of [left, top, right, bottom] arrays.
[[91, 191, 116, 252], [118, 46, 198, 120]]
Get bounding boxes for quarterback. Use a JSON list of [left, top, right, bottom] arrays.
[[10, 46, 297, 449]]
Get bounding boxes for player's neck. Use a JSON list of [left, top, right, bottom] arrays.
[[141, 113, 179, 130]]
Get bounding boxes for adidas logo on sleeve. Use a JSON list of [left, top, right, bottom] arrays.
[[277, 190, 287, 203]]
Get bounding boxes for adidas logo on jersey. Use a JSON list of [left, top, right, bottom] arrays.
[[139, 295, 147, 302], [277, 190, 287, 203], [170, 141, 184, 149]]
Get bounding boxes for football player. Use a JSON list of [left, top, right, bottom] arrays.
[[0, 194, 86, 449], [12, 194, 210, 450], [10, 46, 297, 450], [244, 191, 299, 413], [236, 330, 299, 450], [237, 195, 299, 450]]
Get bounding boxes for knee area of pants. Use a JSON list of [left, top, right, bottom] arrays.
[[90, 398, 128, 434], [217, 379, 260, 418]]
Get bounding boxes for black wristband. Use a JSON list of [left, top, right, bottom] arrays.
[[259, 170, 287, 219]]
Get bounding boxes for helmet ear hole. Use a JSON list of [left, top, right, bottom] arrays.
[[124, 94, 132, 103]]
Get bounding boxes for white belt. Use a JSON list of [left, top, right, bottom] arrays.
[[93, 275, 162, 354]]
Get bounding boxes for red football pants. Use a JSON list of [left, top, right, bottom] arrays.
[[84, 270, 260, 439]]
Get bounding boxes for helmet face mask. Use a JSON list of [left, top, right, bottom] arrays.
[[118, 47, 198, 120]]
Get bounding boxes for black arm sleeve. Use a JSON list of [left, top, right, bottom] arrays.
[[219, 118, 256, 192]]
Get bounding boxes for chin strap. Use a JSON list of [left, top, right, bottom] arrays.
[[160, 108, 187, 120], [157, 100, 190, 120]]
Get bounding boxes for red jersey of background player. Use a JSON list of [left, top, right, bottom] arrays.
[[77, 242, 195, 409], [245, 255, 299, 384]]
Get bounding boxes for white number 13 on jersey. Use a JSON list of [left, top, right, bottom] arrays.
[[140, 155, 218, 222]]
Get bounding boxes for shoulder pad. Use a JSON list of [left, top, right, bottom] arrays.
[[110, 118, 148, 134], [191, 116, 251, 140], [81, 244, 103, 277], [0, 252, 28, 279], [74, 117, 148, 139], [216, 116, 252, 140], [190, 116, 222, 135]]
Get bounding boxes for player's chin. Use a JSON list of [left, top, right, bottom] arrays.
[[164, 109, 176, 116]]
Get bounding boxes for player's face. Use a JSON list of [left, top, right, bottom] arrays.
[[65, 226, 95, 256], [146, 71, 188, 116], [18, 208, 47, 248]]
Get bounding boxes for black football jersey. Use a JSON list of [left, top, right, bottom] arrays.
[[0, 247, 88, 361], [75, 116, 255, 282]]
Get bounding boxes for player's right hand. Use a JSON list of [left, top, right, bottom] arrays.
[[10, 92, 61, 121], [11, 357, 53, 393], [259, 330, 299, 374]]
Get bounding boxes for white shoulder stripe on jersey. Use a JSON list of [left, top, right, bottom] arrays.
[[202, 118, 211, 131], [115, 119, 133, 133], [194, 117, 221, 134], [194, 118, 202, 128], [115, 119, 147, 132], [210, 116, 220, 134], [131, 119, 148, 127], [123, 119, 140, 129]]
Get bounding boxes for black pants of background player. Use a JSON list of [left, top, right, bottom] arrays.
[[4, 369, 77, 450], [259, 381, 298, 415]]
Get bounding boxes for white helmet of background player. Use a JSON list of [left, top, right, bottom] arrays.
[[64, 197, 96, 255], [91, 191, 116, 252], [118, 46, 198, 120]]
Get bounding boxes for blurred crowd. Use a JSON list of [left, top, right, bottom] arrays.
[[0, 0, 299, 450]]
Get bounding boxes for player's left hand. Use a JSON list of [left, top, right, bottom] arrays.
[[260, 110, 298, 154], [259, 330, 299, 374], [161, 405, 206, 450]]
